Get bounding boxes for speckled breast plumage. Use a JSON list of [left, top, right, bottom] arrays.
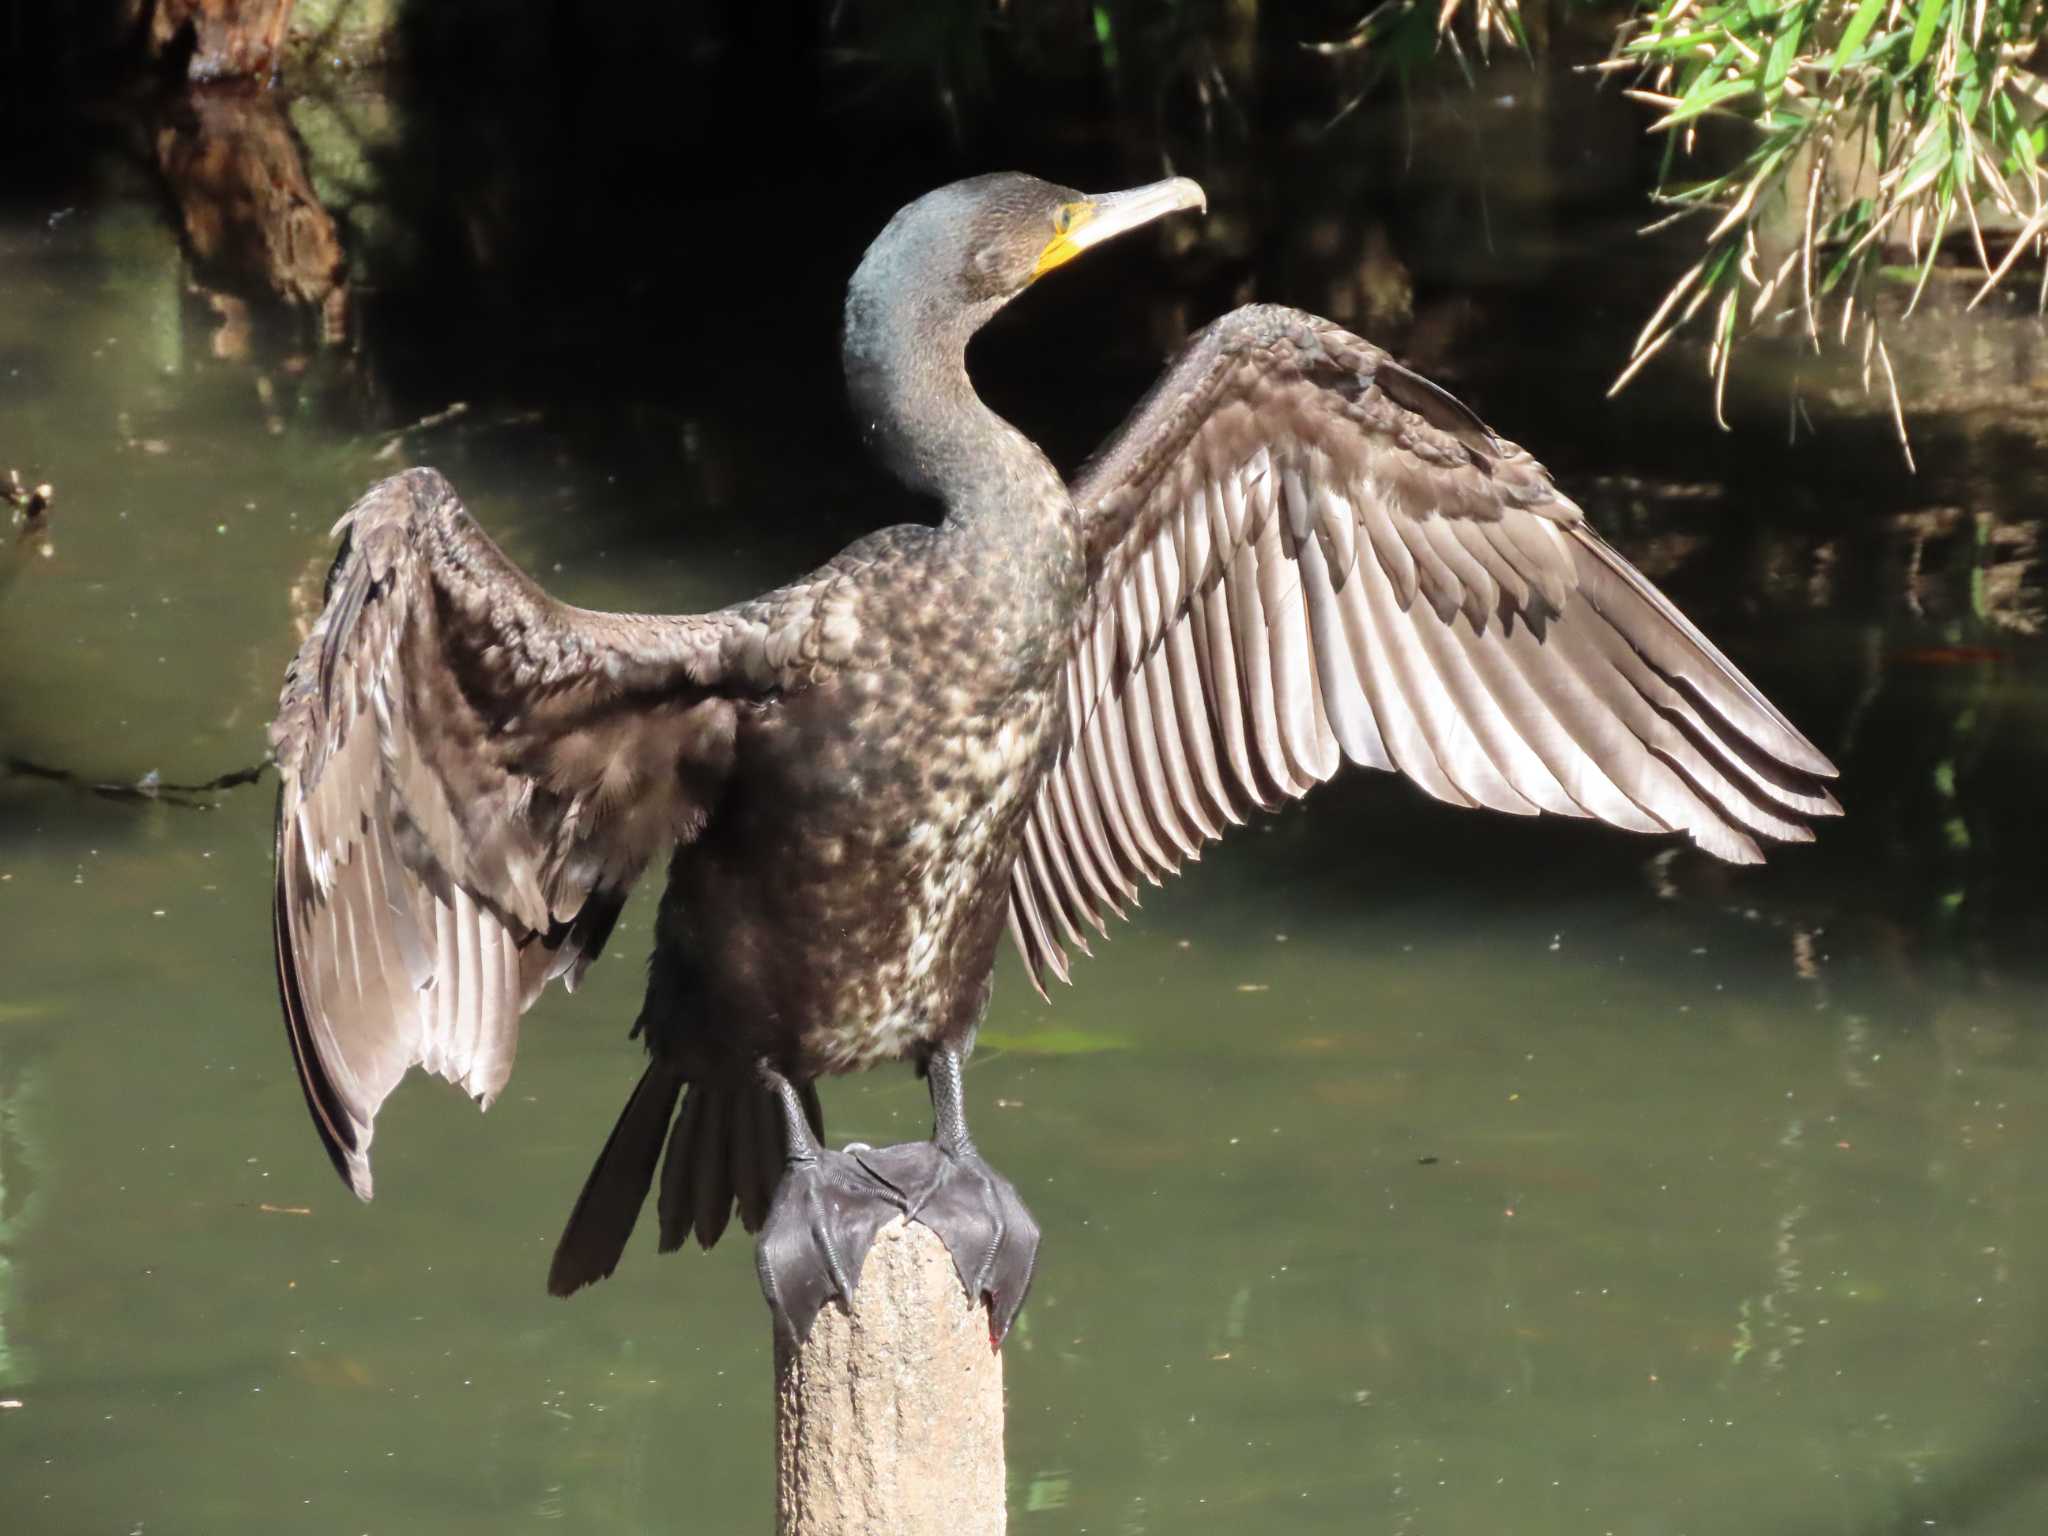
[[641, 511, 1080, 1080]]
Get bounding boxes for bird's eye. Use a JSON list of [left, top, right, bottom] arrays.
[[1053, 206, 1074, 236]]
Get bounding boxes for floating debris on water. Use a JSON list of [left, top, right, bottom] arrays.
[[4, 469, 52, 527]]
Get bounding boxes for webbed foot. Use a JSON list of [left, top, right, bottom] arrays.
[[849, 1138, 1040, 1345], [755, 1143, 902, 1352], [752, 1049, 1041, 1349]]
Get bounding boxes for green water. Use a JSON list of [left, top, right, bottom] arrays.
[[6, 51, 2048, 1536]]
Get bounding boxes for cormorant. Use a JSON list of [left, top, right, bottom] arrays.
[[270, 173, 1839, 1347]]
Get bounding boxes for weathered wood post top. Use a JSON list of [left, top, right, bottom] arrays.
[[775, 1218, 1006, 1535]]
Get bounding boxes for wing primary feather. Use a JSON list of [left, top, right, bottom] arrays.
[[1006, 900, 1050, 1001], [1296, 521, 1394, 771], [1005, 873, 1061, 998], [1150, 520, 1188, 623], [1163, 613, 1239, 826], [1544, 619, 1812, 848], [276, 795, 372, 1198], [1476, 518, 1563, 618], [1536, 610, 1761, 857], [481, 927, 521, 1104], [1332, 549, 1472, 806], [1572, 532, 1836, 776], [1017, 862, 1071, 984], [340, 882, 368, 1012], [1452, 518, 1529, 613], [1220, 462, 1253, 545], [1144, 638, 1219, 844], [1398, 509, 1467, 625], [1071, 626, 1149, 884], [1354, 544, 1536, 814], [1080, 682, 1157, 888], [450, 885, 485, 1089], [1024, 809, 1093, 954], [1404, 584, 1583, 816], [422, 897, 451, 1076], [1450, 613, 1657, 828], [1357, 491, 1420, 610], [1180, 488, 1214, 597], [1192, 581, 1266, 810], [1133, 546, 1165, 658], [1228, 524, 1308, 801], [1257, 504, 1340, 784], [1416, 511, 1500, 630], [1498, 512, 1574, 614], [1575, 604, 1839, 821], [1490, 614, 1680, 833], [472, 918, 506, 1098], [355, 826, 404, 998], [1312, 483, 1358, 592], [371, 820, 434, 990], [1281, 461, 1314, 546], [1093, 653, 1175, 882], [1117, 580, 1199, 861], [1089, 607, 1119, 707], [1302, 635, 1344, 775], [1056, 659, 1138, 909], [1049, 754, 1126, 922]]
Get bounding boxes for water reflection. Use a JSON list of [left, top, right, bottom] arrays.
[[3, 18, 2048, 1535], [154, 88, 350, 358]]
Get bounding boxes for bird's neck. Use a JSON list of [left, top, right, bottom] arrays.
[[843, 287, 1073, 554]]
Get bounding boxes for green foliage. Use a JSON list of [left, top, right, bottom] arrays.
[[1604, 0, 2048, 456]]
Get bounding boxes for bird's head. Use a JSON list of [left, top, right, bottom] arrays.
[[845, 171, 1206, 367], [956, 171, 1209, 304], [842, 172, 1206, 494]]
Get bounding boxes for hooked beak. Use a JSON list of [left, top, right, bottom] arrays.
[[1030, 176, 1208, 281]]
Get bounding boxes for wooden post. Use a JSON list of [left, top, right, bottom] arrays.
[[775, 1217, 1005, 1535]]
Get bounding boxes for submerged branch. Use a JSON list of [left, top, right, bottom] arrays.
[[3, 755, 272, 809]]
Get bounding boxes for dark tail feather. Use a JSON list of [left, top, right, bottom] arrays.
[[548, 1059, 686, 1297], [657, 1075, 828, 1252], [738, 1080, 784, 1233]]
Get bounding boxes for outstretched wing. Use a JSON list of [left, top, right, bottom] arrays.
[[1004, 305, 1839, 991], [273, 468, 785, 1199]]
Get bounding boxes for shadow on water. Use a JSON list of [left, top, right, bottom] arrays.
[[4, 4, 2048, 1532]]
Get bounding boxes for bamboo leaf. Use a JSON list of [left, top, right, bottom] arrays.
[[1893, 117, 1954, 201], [1655, 75, 1758, 129], [1608, 0, 2043, 458], [1955, 46, 1983, 123], [1765, 15, 1804, 94], [1820, 240, 1866, 295], [1833, 0, 1888, 71], [1840, 23, 1913, 71], [1908, 0, 1950, 68]]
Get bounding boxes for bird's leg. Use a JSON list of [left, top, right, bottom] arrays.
[[753, 1062, 900, 1352], [844, 1044, 1042, 1346]]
